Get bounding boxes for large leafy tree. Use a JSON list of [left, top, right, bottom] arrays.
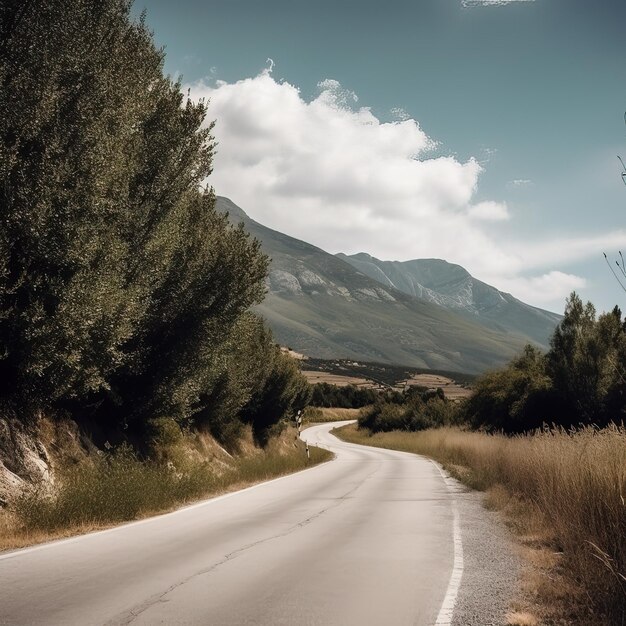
[[463, 293, 626, 432], [547, 294, 626, 426], [0, 0, 271, 437]]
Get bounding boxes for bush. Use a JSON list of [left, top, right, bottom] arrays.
[[462, 294, 626, 433], [359, 387, 457, 433], [240, 346, 311, 445], [461, 345, 554, 433], [310, 383, 380, 408]]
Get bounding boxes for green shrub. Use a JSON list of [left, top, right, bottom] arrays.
[[310, 383, 379, 408], [147, 417, 183, 450], [461, 294, 626, 433]]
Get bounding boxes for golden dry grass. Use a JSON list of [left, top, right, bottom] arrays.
[[303, 406, 362, 423], [336, 423, 626, 625], [505, 611, 539, 626], [301, 370, 379, 388], [0, 427, 332, 552]]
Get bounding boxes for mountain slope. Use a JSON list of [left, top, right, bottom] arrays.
[[216, 197, 536, 373], [337, 253, 561, 347]]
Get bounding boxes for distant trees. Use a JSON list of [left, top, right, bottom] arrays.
[[0, 0, 308, 446], [359, 385, 457, 433], [463, 293, 626, 433], [461, 345, 553, 433], [310, 383, 380, 408]]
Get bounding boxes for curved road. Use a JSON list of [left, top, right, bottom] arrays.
[[0, 422, 462, 625]]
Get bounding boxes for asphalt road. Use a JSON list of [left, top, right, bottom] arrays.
[[0, 422, 465, 626]]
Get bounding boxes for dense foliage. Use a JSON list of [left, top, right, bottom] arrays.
[[356, 292, 626, 435], [310, 383, 380, 408], [0, 0, 309, 446], [463, 293, 626, 433], [359, 386, 457, 433]]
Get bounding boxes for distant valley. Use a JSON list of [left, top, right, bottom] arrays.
[[217, 196, 560, 374]]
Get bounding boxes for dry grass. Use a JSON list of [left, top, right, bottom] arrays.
[[0, 427, 331, 552], [400, 373, 472, 400], [336, 423, 626, 625], [302, 406, 362, 423], [506, 611, 539, 626], [301, 370, 379, 388]]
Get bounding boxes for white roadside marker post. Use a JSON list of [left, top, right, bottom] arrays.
[[295, 410, 309, 461]]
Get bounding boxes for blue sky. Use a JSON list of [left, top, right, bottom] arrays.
[[137, 0, 626, 313]]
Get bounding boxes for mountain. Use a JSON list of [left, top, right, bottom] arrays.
[[216, 197, 553, 374], [336, 253, 561, 347]]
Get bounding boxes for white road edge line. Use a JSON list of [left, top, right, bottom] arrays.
[[0, 425, 340, 562], [431, 461, 464, 626]]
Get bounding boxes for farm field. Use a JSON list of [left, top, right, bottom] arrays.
[[301, 371, 381, 388], [401, 374, 472, 400]]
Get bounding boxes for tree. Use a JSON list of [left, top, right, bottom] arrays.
[[462, 344, 552, 433], [0, 1, 271, 443], [241, 346, 312, 445], [462, 293, 626, 433], [547, 295, 626, 426]]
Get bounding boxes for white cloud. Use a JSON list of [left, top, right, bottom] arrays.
[[317, 79, 358, 106], [510, 232, 626, 270], [498, 272, 587, 307], [468, 201, 510, 221], [508, 178, 533, 188], [390, 107, 410, 121], [189, 70, 626, 310], [462, 0, 535, 6]]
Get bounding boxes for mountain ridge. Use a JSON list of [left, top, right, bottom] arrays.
[[216, 196, 558, 373], [337, 252, 561, 346]]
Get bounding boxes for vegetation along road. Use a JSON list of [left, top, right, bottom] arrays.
[[0, 422, 517, 625]]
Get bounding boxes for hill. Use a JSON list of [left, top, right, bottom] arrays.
[[217, 197, 549, 374], [337, 253, 561, 346]]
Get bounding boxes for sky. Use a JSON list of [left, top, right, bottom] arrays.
[[136, 0, 626, 314]]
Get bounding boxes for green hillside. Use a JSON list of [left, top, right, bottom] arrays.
[[217, 197, 534, 373]]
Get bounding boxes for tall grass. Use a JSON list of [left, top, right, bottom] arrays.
[[337, 424, 626, 624], [7, 438, 331, 543], [303, 406, 362, 422]]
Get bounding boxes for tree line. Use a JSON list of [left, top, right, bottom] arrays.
[[310, 383, 380, 408], [356, 292, 626, 434], [463, 293, 626, 433], [0, 0, 310, 448]]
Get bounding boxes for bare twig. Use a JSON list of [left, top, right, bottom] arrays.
[[604, 253, 626, 292]]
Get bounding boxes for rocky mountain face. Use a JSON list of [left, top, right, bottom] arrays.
[[217, 197, 558, 373], [337, 253, 561, 347], [219, 197, 398, 303]]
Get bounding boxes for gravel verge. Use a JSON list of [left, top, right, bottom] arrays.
[[446, 475, 521, 626]]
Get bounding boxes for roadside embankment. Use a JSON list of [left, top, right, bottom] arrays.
[[0, 417, 330, 552], [335, 423, 626, 625]]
